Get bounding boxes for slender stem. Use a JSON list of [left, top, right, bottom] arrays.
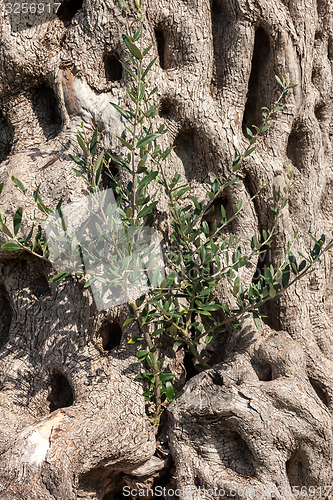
[[129, 300, 162, 423]]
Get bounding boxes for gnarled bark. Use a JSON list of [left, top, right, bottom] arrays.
[[0, 0, 332, 498]]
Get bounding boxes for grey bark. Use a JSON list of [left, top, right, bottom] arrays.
[[0, 0, 332, 498]]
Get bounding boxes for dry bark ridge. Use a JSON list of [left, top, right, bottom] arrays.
[[0, 0, 332, 498]]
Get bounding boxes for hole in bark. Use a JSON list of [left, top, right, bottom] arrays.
[[316, 0, 326, 16], [0, 284, 12, 349], [27, 264, 51, 298], [31, 85, 62, 140], [311, 66, 321, 88], [329, 36, 333, 60], [184, 351, 198, 382], [286, 449, 311, 488], [210, 0, 234, 94], [173, 127, 209, 182], [155, 27, 166, 69], [286, 121, 308, 171], [104, 53, 123, 82], [217, 428, 255, 477], [56, 0, 83, 24], [308, 377, 329, 407], [99, 321, 122, 351], [47, 372, 74, 412], [0, 111, 13, 163], [251, 360, 273, 381], [209, 370, 224, 385], [159, 98, 174, 118], [243, 27, 271, 136], [315, 102, 327, 123]]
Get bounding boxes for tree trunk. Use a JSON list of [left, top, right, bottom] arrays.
[[0, 0, 332, 498]]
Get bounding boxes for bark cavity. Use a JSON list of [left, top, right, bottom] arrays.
[[250, 360, 273, 381], [47, 372, 74, 412], [308, 377, 329, 407], [0, 284, 12, 349], [56, 0, 83, 24], [286, 120, 309, 171], [215, 427, 255, 477], [0, 111, 13, 163], [155, 27, 167, 69], [104, 53, 123, 82], [30, 85, 63, 140], [243, 27, 272, 135], [99, 321, 123, 351], [210, 0, 234, 93], [173, 127, 209, 182], [286, 449, 310, 489]]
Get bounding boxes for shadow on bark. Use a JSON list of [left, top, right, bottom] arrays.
[[0, 111, 13, 163]]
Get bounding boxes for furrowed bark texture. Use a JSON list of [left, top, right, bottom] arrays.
[[0, 0, 332, 498]]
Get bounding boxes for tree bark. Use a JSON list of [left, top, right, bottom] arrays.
[[0, 0, 332, 498]]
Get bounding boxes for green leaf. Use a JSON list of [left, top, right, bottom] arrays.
[[160, 373, 175, 382], [110, 102, 131, 121], [137, 171, 158, 190], [136, 133, 163, 148], [69, 155, 88, 170], [122, 35, 143, 60], [119, 61, 136, 79], [288, 251, 298, 274], [275, 75, 283, 87], [1, 242, 22, 251], [133, 24, 142, 42], [142, 57, 157, 80], [143, 44, 153, 57], [13, 207, 23, 236], [116, 135, 134, 151], [232, 156, 241, 172], [0, 218, 14, 238], [77, 135, 89, 156], [123, 317, 135, 326], [205, 334, 214, 344], [0, 182, 4, 197], [253, 312, 262, 330], [244, 146, 256, 158], [90, 129, 98, 155], [203, 303, 221, 311], [137, 201, 158, 218], [252, 234, 259, 249], [165, 381, 174, 401], [260, 124, 270, 133], [94, 151, 104, 185], [37, 203, 53, 216], [298, 260, 306, 273], [72, 168, 86, 179], [282, 265, 290, 288], [137, 350, 149, 360], [11, 176, 26, 195], [49, 272, 70, 283], [175, 186, 190, 199]]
